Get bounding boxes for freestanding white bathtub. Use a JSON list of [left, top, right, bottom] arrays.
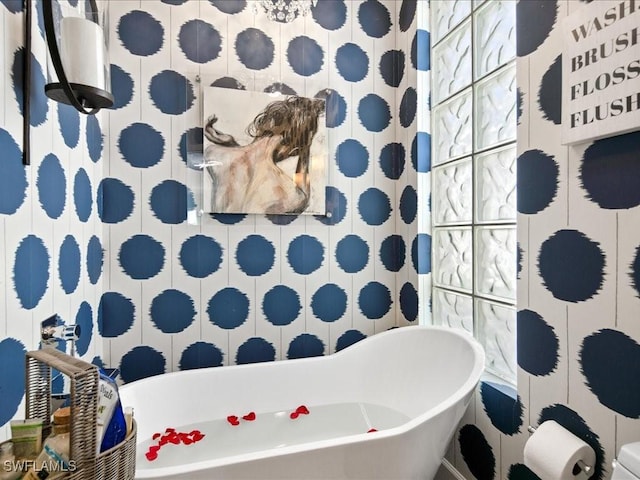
[[119, 325, 484, 480]]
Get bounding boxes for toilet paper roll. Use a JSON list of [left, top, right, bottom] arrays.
[[60, 17, 106, 90], [524, 420, 596, 480]]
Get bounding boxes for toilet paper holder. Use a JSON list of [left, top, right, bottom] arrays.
[[528, 425, 593, 475]]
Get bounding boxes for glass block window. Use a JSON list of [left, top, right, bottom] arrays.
[[430, 0, 517, 386]]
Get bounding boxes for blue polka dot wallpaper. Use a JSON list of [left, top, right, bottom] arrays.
[[445, 1, 640, 479], [0, 0, 104, 439], [102, 0, 424, 385]]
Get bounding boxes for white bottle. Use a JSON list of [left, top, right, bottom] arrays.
[[23, 407, 71, 480]]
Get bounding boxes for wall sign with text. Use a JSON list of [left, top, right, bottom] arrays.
[[562, 0, 640, 145]]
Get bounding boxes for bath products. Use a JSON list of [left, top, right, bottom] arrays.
[[23, 407, 72, 480], [0, 442, 22, 480], [97, 369, 126, 453], [124, 407, 134, 436], [9, 418, 42, 460]]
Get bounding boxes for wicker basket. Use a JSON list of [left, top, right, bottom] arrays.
[[23, 348, 137, 480]]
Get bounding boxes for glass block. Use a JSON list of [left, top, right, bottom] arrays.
[[474, 0, 516, 79], [475, 226, 517, 301], [433, 227, 473, 292], [433, 288, 473, 334], [432, 19, 472, 103], [476, 299, 516, 385], [474, 144, 517, 223], [433, 88, 473, 165], [474, 64, 517, 151], [431, 0, 472, 44], [433, 157, 472, 226]]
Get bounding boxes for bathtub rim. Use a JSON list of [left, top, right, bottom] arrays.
[[121, 325, 485, 478]]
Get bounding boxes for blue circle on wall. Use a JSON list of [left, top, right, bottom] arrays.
[[209, 0, 246, 14], [412, 233, 431, 274], [149, 70, 195, 115], [312, 0, 346, 30], [311, 284, 347, 322], [538, 229, 605, 302], [1, 0, 23, 13], [399, 0, 416, 32], [74, 168, 92, 222], [517, 309, 558, 376], [59, 235, 81, 294], [207, 288, 249, 329], [380, 235, 405, 272], [118, 10, 164, 56], [57, 103, 80, 148], [12, 49, 48, 126], [120, 346, 166, 383], [336, 235, 369, 273], [287, 334, 324, 359], [263, 285, 301, 326], [325, 90, 347, 128], [119, 235, 165, 279], [379, 142, 405, 180], [399, 87, 417, 127], [13, 235, 49, 309], [98, 292, 135, 338], [97, 178, 134, 224], [336, 43, 368, 82], [211, 76, 247, 90], [37, 153, 66, 219], [211, 213, 247, 225], [507, 464, 540, 480], [538, 55, 562, 125], [337, 139, 368, 178], [236, 235, 275, 276], [287, 235, 324, 275], [413, 132, 431, 172], [315, 186, 347, 225], [179, 127, 203, 166], [86, 115, 103, 162], [74, 302, 92, 357], [358, 188, 391, 225], [119, 123, 165, 168], [150, 289, 196, 334], [580, 329, 640, 418], [400, 185, 417, 224], [180, 342, 224, 370], [359, 282, 392, 319], [379, 50, 405, 88], [287, 36, 323, 77], [579, 131, 640, 209], [517, 149, 558, 214], [0, 129, 27, 215], [87, 235, 103, 285], [632, 246, 640, 297], [400, 282, 418, 322], [179, 19, 222, 63], [150, 180, 188, 224], [336, 330, 366, 352], [0, 338, 26, 426], [236, 338, 275, 365], [516, 0, 557, 57], [358, 0, 391, 38], [459, 424, 496, 480], [481, 382, 523, 435], [179, 235, 223, 278], [358, 94, 391, 132], [235, 28, 274, 70], [110, 64, 134, 110]]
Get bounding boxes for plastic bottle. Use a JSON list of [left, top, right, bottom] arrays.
[[23, 407, 71, 479], [0, 442, 22, 480]]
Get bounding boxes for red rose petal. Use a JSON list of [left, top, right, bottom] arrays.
[[367, 428, 378, 433], [296, 405, 310, 415], [152, 433, 161, 440], [227, 415, 240, 426], [145, 450, 158, 461], [159, 436, 169, 446], [165, 427, 176, 433], [192, 433, 205, 442], [242, 412, 256, 421], [149, 445, 161, 453], [189, 430, 201, 436], [290, 412, 299, 419]]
